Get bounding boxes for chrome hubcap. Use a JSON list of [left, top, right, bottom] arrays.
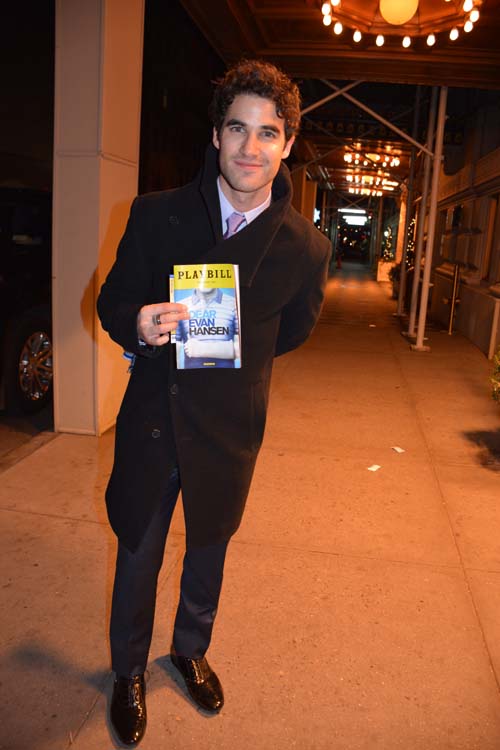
[[18, 331, 53, 402]]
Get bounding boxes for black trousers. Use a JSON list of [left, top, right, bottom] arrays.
[[110, 468, 228, 678]]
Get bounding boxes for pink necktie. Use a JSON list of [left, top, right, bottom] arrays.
[[223, 211, 247, 239]]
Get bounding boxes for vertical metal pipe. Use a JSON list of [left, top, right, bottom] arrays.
[[396, 88, 421, 316], [375, 195, 384, 269], [406, 87, 438, 337], [413, 86, 448, 351], [320, 189, 327, 233], [447, 263, 460, 335]]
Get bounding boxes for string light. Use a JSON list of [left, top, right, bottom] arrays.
[[323, 14, 332, 26], [463, 0, 473, 11], [333, 20, 343, 34], [321, 2, 330, 14], [470, 9, 480, 22], [353, 29, 362, 42], [449, 27, 459, 40], [402, 35, 411, 47], [376, 34, 385, 46], [427, 33, 436, 46], [464, 19, 474, 31]]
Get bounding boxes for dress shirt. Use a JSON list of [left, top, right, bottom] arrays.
[[217, 177, 272, 234]]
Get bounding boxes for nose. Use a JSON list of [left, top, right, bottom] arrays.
[[240, 131, 259, 157]]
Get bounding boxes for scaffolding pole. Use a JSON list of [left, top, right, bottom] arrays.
[[412, 86, 448, 353], [404, 87, 438, 339]]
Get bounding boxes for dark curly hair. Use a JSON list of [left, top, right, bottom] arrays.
[[210, 59, 301, 142]]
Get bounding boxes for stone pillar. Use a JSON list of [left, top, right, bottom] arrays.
[[53, 0, 145, 434], [395, 187, 407, 263], [291, 165, 317, 222]]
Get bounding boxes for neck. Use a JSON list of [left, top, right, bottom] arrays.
[[218, 175, 271, 212]]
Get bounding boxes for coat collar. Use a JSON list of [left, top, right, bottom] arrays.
[[198, 144, 293, 288]]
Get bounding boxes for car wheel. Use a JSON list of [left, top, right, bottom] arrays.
[[4, 313, 53, 414]]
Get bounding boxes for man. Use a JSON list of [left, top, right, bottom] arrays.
[[97, 59, 331, 746]]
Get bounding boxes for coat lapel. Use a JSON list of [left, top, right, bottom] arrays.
[[198, 144, 293, 288]]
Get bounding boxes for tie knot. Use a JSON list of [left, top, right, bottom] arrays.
[[224, 211, 246, 239]]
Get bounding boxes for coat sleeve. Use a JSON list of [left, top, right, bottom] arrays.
[[97, 197, 159, 358], [274, 232, 331, 358]]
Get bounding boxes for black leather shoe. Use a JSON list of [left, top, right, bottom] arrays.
[[170, 650, 224, 712], [110, 674, 147, 746]]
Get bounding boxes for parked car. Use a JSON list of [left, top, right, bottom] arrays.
[[0, 187, 52, 413]]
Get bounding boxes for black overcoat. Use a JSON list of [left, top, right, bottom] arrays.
[[97, 145, 331, 552]]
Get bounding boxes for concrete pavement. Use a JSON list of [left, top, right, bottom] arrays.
[[1, 262, 500, 749]]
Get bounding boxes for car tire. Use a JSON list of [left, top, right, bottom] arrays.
[[4, 310, 53, 414]]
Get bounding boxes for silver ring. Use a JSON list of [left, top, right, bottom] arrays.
[[153, 313, 161, 326]]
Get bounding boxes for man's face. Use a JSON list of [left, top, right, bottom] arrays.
[[213, 94, 295, 210]]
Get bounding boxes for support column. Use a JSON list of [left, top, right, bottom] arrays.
[[291, 166, 317, 222], [395, 189, 407, 264], [53, 0, 145, 434]]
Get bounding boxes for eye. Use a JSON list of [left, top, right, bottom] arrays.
[[229, 125, 245, 133], [262, 130, 277, 139]]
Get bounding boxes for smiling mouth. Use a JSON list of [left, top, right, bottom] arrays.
[[234, 161, 262, 169]]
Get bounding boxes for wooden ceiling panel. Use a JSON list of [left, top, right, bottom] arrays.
[[180, 0, 500, 88]]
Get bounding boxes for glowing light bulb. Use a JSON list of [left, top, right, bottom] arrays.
[[463, 0, 473, 11], [353, 29, 362, 42], [331, 0, 341, 6], [376, 34, 385, 46], [470, 9, 479, 22], [464, 19, 473, 31], [333, 20, 343, 34], [402, 35, 411, 48], [321, 2, 331, 14], [449, 27, 459, 40], [427, 33, 436, 46], [323, 14, 332, 25]]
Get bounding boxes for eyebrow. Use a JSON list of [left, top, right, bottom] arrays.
[[225, 118, 281, 134]]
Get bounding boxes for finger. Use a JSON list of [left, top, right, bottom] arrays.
[[147, 303, 189, 316], [154, 332, 170, 346]]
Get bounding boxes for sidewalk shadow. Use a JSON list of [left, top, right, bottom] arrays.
[[2, 642, 112, 749], [463, 430, 500, 471]]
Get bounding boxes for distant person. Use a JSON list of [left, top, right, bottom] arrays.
[[98, 59, 330, 746]]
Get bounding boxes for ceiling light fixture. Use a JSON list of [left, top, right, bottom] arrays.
[[319, 0, 482, 48]]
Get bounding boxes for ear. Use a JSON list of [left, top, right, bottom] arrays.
[[212, 127, 220, 150], [282, 135, 295, 160]]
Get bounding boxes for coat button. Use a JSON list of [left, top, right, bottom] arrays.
[[151, 429, 161, 438], [168, 215, 179, 225], [170, 384, 179, 396]]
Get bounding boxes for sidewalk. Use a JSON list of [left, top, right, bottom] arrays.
[[2, 262, 500, 750]]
